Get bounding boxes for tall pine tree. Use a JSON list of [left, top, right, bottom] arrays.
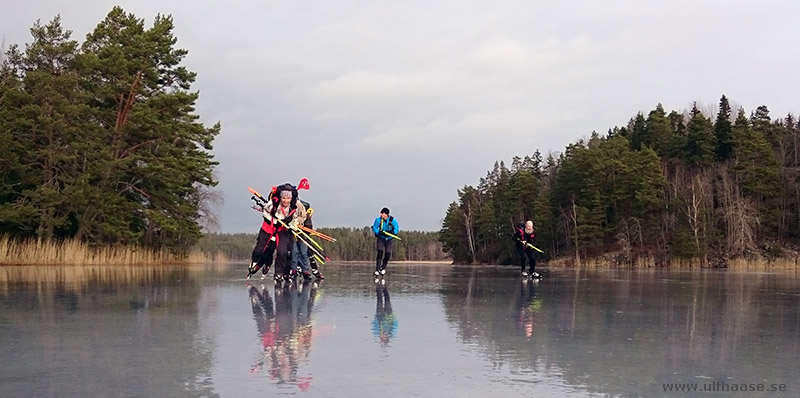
[[684, 103, 716, 168], [72, 7, 220, 249], [714, 95, 733, 161]]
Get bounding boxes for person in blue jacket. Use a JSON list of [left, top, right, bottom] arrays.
[[372, 207, 399, 277]]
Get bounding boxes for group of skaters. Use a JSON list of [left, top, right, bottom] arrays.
[[246, 181, 404, 284], [246, 180, 541, 282], [246, 182, 325, 283]]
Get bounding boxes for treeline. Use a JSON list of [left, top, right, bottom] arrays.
[[441, 96, 800, 267], [0, 8, 219, 252], [194, 233, 255, 261], [195, 228, 447, 262]]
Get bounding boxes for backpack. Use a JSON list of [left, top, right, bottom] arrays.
[[385, 216, 395, 233]]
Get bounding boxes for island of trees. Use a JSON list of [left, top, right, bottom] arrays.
[[1, 8, 219, 263]]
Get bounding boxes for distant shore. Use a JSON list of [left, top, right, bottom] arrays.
[[4, 233, 798, 271]]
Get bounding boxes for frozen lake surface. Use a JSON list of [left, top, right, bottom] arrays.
[[1, 263, 798, 397]]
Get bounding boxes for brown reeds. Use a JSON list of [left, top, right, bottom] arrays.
[[0, 235, 227, 266]]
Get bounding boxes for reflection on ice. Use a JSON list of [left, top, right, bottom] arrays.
[[1, 264, 798, 397], [247, 281, 319, 391], [372, 283, 397, 347]]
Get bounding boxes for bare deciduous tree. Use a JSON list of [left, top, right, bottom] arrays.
[[677, 168, 714, 264], [716, 166, 759, 256]]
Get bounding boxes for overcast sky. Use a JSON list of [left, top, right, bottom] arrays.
[[4, 1, 800, 233]]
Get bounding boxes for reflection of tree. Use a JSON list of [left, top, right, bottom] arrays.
[[249, 280, 317, 391], [372, 284, 397, 347], [441, 268, 800, 397], [0, 264, 217, 291], [0, 265, 218, 398]]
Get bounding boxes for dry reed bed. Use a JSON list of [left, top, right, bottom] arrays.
[[0, 236, 227, 266]]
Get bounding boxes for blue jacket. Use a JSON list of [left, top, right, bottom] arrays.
[[373, 216, 399, 240]]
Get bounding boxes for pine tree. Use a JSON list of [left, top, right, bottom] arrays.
[[665, 110, 687, 159], [72, 7, 220, 249], [645, 103, 671, 156], [751, 105, 779, 149], [684, 103, 716, 167], [714, 95, 733, 161], [0, 17, 93, 239], [628, 113, 647, 150], [732, 109, 781, 200]]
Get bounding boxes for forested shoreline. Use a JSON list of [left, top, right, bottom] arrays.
[[441, 97, 800, 268]]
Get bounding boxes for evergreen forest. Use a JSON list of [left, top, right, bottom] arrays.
[[440, 97, 800, 267]]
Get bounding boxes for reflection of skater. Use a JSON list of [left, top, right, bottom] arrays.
[[248, 283, 275, 336], [249, 280, 318, 390], [372, 207, 399, 277], [517, 279, 541, 338], [372, 284, 398, 347], [248, 283, 277, 375]]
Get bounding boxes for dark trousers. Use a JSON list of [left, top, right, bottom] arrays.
[[376, 238, 394, 270], [274, 230, 295, 276], [516, 245, 537, 273], [250, 229, 276, 275]]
